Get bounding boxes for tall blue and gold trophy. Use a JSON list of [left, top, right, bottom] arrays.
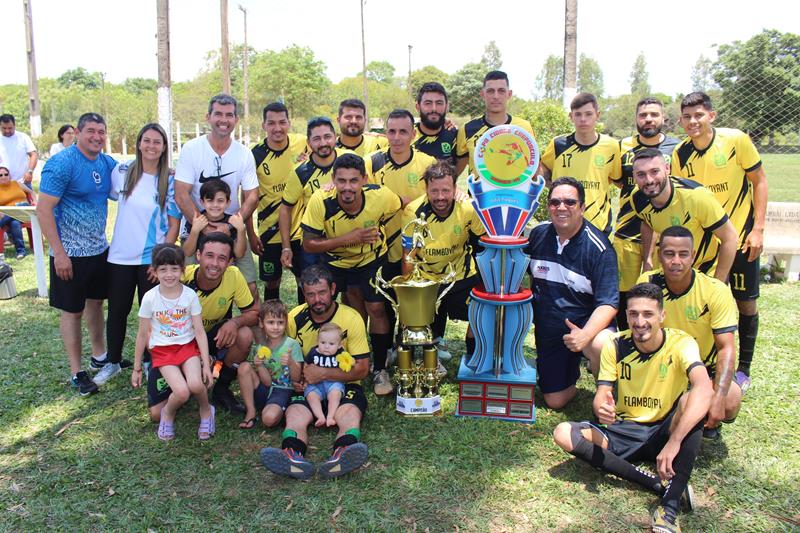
[[456, 125, 545, 423]]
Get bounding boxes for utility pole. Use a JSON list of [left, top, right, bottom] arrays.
[[238, 4, 249, 145], [220, 0, 231, 94], [22, 0, 41, 137], [408, 44, 413, 98], [156, 0, 174, 157], [562, 0, 578, 110], [360, 0, 368, 117]]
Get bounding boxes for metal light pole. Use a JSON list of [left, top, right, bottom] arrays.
[[22, 0, 41, 137], [238, 4, 249, 145]]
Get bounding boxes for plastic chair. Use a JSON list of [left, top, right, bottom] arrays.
[[0, 192, 35, 252]]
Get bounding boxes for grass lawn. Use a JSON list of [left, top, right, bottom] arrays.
[[762, 153, 800, 202], [2, 216, 800, 531]]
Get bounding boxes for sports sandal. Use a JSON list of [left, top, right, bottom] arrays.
[[198, 405, 216, 440], [157, 408, 175, 441]]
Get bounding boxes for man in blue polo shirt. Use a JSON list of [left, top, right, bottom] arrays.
[[527, 177, 618, 409], [37, 112, 118, 396]]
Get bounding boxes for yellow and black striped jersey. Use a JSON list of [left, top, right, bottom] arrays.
[[300, 184, 402, 269], [541, 133, 622, 234], [671, 128, 761, 249], [182, 265, 254, 332], [281, 148, 352, 240], [638, 269, 738, 369], [252, 133, 308, 244], [414, 123, 458, 162], [598, 328, 704, 424], [402, 197, 486, 280], [336, 132, 386, 157], [455, 114, 534, 176], [287, 302, 370, 384], [630, 176, 729, 275], [615, 134, 680, 242], [365, 148, 437, 263]]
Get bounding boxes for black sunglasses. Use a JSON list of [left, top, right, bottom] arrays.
[[548, 198, 579, 207]]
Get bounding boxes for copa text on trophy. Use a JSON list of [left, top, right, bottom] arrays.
[[372, 218, 456, 416], [456, 124, 545, 423]]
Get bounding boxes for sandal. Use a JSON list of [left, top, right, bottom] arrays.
[[157, 408, 175, 441], [239, 417, 257, 430], [198, 405, 216, 440]]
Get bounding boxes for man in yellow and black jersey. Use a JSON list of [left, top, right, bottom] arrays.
[[455, 70, 534, 177], [413, 82, 457, 163], [638, 225, 743, 440], [365, 109, 437, 269], [279, 117, 351, 275], [149, 234, 259, 420], [402, 160, 485, 357], [554, 283, 713, 533], [672, 92, 768, 387], [336, 98, 386, 157], [630, 148, 738, 283], [260, 264, 371, 480], [249, 102, 309, 301], [615, 98, 680, 328], [540, 92, 621, 235], [301, 153, 404, 396]]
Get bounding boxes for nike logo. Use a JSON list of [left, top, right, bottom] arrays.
[[199, 170, 236, 183]]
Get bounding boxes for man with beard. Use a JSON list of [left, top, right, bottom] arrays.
[[279, 117, 350, 272], [248, 102, 308, 302], [630, 148, 737, 283], [614, 98, 680, 328], [671, 92, 768, 391], [638, 226, 743, 440], [553, 282, 713, 533], [174, 94, 260, 304], [455, 71, 534, 177], [0, 114, 37, 187], [335, 99, 386, 157], [301, 153, 405, 396], [539, 92, 621, 235], [260, 264, 371, 480], [413, 82, 457, 163]]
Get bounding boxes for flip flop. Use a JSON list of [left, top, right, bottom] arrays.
[[157, 408, 175, 441], [239, 417, 257, 430], [198, 405, 216, 440]]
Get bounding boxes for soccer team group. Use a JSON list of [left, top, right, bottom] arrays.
[[29, 69, 766, 532]]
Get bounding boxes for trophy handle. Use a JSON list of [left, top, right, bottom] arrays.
[[434, 263, 457, 313], [370, 266, 398, 312]]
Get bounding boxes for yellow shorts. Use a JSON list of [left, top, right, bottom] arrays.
[[614, 237, 643, 292]]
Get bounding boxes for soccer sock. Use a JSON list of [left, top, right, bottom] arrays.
[[432, 312, 447, 341], [91, 352, 108, 363], [570, 437, 662, 495], [661, 422, 703, 518], [465, 337, 476, 358], [737, 313, 758, 376], [616, 292, 629, 330], [370, 332, 392, 372], [281, 429, 308, 456], [263, 286, 279, 302], [332, 431, 359, 452], [216, 364, 237, 388]]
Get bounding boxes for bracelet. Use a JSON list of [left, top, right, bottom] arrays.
[[133, 368, 143, 372], [281, 248, 291, 252]]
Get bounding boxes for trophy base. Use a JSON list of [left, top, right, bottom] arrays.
[[396, 394, 442, 416], [455, 357, 536, 423]]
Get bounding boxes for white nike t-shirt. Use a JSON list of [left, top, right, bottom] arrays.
[[174, 135, 257, 214]]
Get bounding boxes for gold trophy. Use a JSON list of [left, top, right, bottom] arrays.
[[371, 218, 455, 416]]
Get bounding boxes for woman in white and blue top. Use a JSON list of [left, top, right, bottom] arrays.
[[97, 124, 181, 385]]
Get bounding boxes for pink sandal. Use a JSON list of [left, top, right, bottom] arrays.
[[198, 405, 215, 441], [157, 408, 175, 441]]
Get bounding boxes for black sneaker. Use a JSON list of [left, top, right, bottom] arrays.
[[89, 356, 109, 372], [211, 383, 245, 413], [119, 359, 133, 369], [317, 442, 369, 479], [72, 371, 99, 396], [703, 426, 721, 440]]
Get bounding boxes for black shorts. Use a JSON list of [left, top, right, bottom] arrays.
[[259, 239, 302, 282], [147, 366, 173, 407], [534, 333, 582, 394], [730, 248, 759, 301], [328, 257, 387, 303], [438, 275, 480, 322], [49, 249, 109, 313], [590, 407, 678, 461], [205, 322, 229, 361], [287, 383, 368, 417]]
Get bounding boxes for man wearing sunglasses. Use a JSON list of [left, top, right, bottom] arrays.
[[527, 177, 619, 409]]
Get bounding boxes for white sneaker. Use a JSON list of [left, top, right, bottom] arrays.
[[93, 362, 121, 386], [372, 369, 394, 396]]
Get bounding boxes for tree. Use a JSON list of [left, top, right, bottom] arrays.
[[481, 41, 503, 70], [448, 62, 489, 117], [577, 54, 604, 97], [535, 55, 563, 100], [365, 60, 395, 84], [712, 29, 800, 143], [250, 45, 330, 118], [629, 53, 650, 95], [408, 66, 450, 100], [690, 55, 717, 92], [123, 78, 157, 95], [57, 68, 104, 90]]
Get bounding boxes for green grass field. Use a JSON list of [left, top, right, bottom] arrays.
[[762, 153, 800, 202], [1, 159, 799, 531]]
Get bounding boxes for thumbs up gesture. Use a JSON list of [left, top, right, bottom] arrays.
[[596, 389, 617, 425], [562, 318, 588, 353]]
